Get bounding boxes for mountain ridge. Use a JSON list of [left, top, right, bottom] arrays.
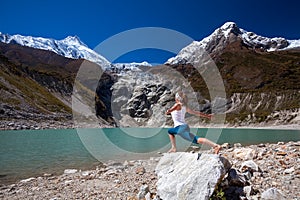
[[0, 32, 110, 69], [2, 22, 299, 67], [166, 22, 300, 64]]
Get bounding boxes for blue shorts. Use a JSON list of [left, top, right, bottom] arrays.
[[168, 124, 199, 144]]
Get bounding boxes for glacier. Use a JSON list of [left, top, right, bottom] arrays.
[[0, 32, 111, 69]]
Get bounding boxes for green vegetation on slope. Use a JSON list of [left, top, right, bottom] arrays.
[[0, 54, 71, 116]]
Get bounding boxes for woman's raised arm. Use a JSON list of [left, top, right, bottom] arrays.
[[186, 107, 212, 119]]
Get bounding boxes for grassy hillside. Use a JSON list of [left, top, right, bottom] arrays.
[[0, 42, 81, 122], [0, 54, 72, 118], [0, 42, 115, 127]]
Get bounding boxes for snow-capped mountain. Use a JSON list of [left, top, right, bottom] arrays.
[[0, 32, 111, 68], [166, 22, 300, 65]]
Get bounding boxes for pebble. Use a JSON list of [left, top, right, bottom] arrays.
[[19, 177, 35, 183], [63, 169, 78, 174]]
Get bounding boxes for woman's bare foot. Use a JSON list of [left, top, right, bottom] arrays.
[[168, 148, 177, 153], [213, 145, 221, 154]]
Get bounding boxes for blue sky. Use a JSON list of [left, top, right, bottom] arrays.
[[1, 0, 299, 64]]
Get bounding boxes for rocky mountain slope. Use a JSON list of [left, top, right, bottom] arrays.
[[1, 22, 300, 129], [111, 22, 300, 127], [161, 22, 300, 127]]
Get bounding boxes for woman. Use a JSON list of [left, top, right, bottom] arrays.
[[165, 91, 221, 154]]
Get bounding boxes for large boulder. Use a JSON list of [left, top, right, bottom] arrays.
[[155, 152, 231, 200]]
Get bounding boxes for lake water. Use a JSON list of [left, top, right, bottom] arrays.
[[0, 127, 299, 185]]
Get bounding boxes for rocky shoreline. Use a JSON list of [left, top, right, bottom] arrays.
[[0, 141, 299, 199], [0, 119, 114, 130], [0, 119, 74, 130], [1, 118, 299, 131]]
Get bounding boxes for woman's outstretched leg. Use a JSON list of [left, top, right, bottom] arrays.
[[197, 138, 221, 154]]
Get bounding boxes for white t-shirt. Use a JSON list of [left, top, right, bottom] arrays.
[[171, 105, 186, 127]]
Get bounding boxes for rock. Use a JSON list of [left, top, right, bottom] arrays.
[[8, 122, 14, 126], [258, 143, 266, 147], [19, 177, 35, 183], [43, 173, 52, 177], [234, 143, 243, 148], [223, 186, 245, 199], [104, 169, 118, 176], [276, 151, 287, 156], [261, 188, 285, 200], [81, 171, 90, 176], [240, 160, 259, 172], [144, 192, 151, 200], [221, 143, 231, 149], [283, 167, 295, 174], [127, 197, 138, 200], [243, 171, 252, 180], [114, 179, 121, 184], [106, 161, 125, 170], [49, 198, 60, 200], [63, 169, 78, 174], [155, 152, 231, 200], [137, 184, 150, 200], [243, 185, 254, 197], [277, 141, 285, 145], [64, 180, 73, 185], [152, 195, 162, 200], [135, 166, 146, 175], [233, 148, 256, 160], [124, 160, 134, 167], [228, 168, 247, 186]]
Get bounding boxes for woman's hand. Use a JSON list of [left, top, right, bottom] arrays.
[[205, 113, 213, 120]]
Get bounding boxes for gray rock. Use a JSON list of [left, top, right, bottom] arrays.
[[261, 188, 285, 200], [243, 186, 254, 198], [137, 184, 150, 200], [155, 152, 231, 200], [233, 147, 256, 160], [243, 171, 252, 180], [283, 167, 294, 174], [19, 177, 35, 183], [63, 169, 78, 174], [240, 160, 259, 172], [228, 168, 247, 186]]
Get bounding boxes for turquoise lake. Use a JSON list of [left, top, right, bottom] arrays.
[[0, 127, 299, 185]]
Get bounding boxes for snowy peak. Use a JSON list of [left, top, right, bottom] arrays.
[[0, 32, 110, 68], [216, 22, 242, 37], [61, 35, 87, 47], [166, 22, 300, 65]]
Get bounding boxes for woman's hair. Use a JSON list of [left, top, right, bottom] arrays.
[[175, 91, 188, 106]]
